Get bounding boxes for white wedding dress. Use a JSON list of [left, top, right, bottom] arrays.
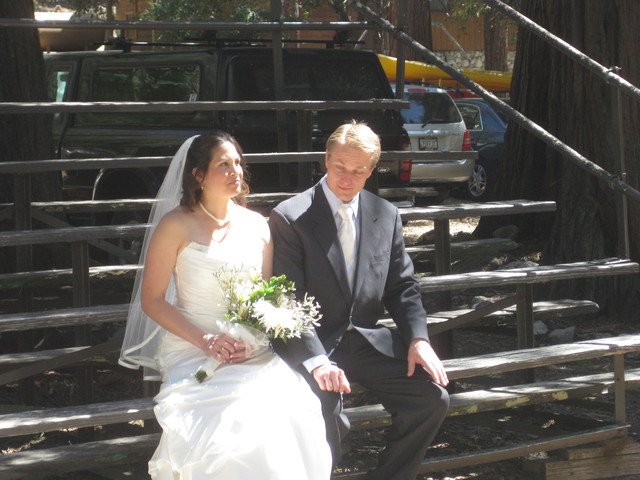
[[148, 236, 332, 480]]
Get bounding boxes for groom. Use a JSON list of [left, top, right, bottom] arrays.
[[269, 121, 449, 480]]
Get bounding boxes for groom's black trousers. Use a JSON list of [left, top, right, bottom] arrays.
[[299, 330, 449, 480]]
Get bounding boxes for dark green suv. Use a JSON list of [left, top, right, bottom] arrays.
[[45, 47, 411, 205]]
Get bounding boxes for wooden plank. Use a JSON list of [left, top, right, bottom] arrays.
[[552, 437, 640, 461], [0, 239, 517, 290], [378, 186, 442, 198], [0, 192, 297, 215], [427, 299, 599, 324], [406, 237, 518, 261], [0, 99, 410, 117], [449, 368, 640, 417], [333, 426, 631, 479], [418, 258, 640, 293], [0, 433, 160, 480], [1, 366, 638, 476], [443, 334, 640, 381], [0, 265, 140, 290], [0, 397, 154, 438], [0, 337, 123, 386], [0, 224, 149, 247], [429, 295, 517, 334], [2, 363, 638, 439], [0, 426, 627, 480], [399, 199, 556, 222], [0, 199, 556, 248], [0, 347, 88, 366], [415, 425, 629, 473], [0, 304, 128, 333], [523, 439, 640, 480]]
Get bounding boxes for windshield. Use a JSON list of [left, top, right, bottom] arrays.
[[228, 57, 388, 101], [401, 92, 462, 124]]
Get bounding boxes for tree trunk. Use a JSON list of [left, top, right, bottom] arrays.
[[406, 0, 432, 61], [483, 10, 508, 71], [0, 0, 59, 272], [481, 0, 639, 314]]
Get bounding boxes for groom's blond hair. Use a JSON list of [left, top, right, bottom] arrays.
[[326, 121, 381, 167]]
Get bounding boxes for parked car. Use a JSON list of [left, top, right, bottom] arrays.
[[391, 83, 474, 202], [454, 98, 507, 201], [44, 46, 413, 209]]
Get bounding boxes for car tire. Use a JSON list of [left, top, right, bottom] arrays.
[[463, 158, 495, 202]]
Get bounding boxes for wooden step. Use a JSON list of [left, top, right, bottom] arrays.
[[378, 299, 599, 333], [2, 339, 639, 439], [418, 258, 639, 293], [2, 366, 639, 479], [522, 437, 640, 480], [0, 265, 140, 291], [0, 304, 128, 333], [0, 433, 160, 480], [406, 237, 518, 261], [399, 199, 556, 222], [0, 347, 89, 367], [1, 335, 639, 478], [429, 299, 600, 323]]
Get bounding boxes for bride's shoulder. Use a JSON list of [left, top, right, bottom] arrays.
[[155, 206, 194, 236]]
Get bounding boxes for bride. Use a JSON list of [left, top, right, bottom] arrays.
[[119, 133, 332, 479]]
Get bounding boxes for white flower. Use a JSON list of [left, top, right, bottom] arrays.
[[253, 299, 297, 331]]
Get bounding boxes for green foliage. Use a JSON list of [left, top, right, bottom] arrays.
[[134, 0, 322, 43], [215, 268, 321, 343], [448, 0, 521, 21]]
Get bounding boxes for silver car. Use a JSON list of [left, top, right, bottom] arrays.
[[392, 84, 474, 201]]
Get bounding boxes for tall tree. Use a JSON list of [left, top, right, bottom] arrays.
[[0, 0, 60, 272], [488, 0, 640, 313], [406, 0, 433, 60], [449, 0, 515, 71], [482, 7, 508, 71]]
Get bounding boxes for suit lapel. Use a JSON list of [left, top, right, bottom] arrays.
[[353, 191, 382, 297], [310, 185, 352, 299]]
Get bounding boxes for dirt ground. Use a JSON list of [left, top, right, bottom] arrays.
[[1, 213, 639, 479]]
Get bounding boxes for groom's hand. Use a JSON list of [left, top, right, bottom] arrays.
[[312, 364, 351, 393], [407, 338, 449, 387]]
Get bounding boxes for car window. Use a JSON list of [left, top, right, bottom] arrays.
[[456, 103, 482, 131], [228, 57, 388, 101], [47, 65, 72, 123], [76, 64, 207, 127], [401, 92, 462, 125]]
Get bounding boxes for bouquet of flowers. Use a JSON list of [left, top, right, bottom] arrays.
[[216, 269, 322, 342], [194, 268, 322, 382]]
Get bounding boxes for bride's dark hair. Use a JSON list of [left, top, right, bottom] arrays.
[[180, 132, 250, 209]]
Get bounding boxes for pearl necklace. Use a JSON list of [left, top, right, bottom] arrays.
[[199, 202, 231, 228]]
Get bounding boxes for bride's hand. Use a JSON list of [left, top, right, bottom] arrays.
[[227, 341, 251, 363], [203, 334, 248, 363]]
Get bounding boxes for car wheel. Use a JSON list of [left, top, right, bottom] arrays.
[[463, 160, 494, 202]]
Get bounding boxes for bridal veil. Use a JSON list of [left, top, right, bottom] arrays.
[[119, 135, 198, 380]]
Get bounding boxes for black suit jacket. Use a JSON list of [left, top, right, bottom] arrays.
[[269, 182, 429, 368]]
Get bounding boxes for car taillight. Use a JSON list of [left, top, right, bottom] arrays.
[[462, 130, 472, 151], [399, 138, 412, 182], [399, 159, 412, 182]]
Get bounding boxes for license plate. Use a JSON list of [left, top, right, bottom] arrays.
[[418, 137, 438, 150]]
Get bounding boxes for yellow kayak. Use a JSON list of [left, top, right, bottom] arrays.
[[378, 54, 511, 92]]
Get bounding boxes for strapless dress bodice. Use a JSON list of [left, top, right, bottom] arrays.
[[174, 236, 263, 314]]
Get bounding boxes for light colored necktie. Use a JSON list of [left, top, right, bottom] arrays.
[[337, 204, 356, 289]]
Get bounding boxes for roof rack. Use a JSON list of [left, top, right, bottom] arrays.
[[96, 35, 364, 52]]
